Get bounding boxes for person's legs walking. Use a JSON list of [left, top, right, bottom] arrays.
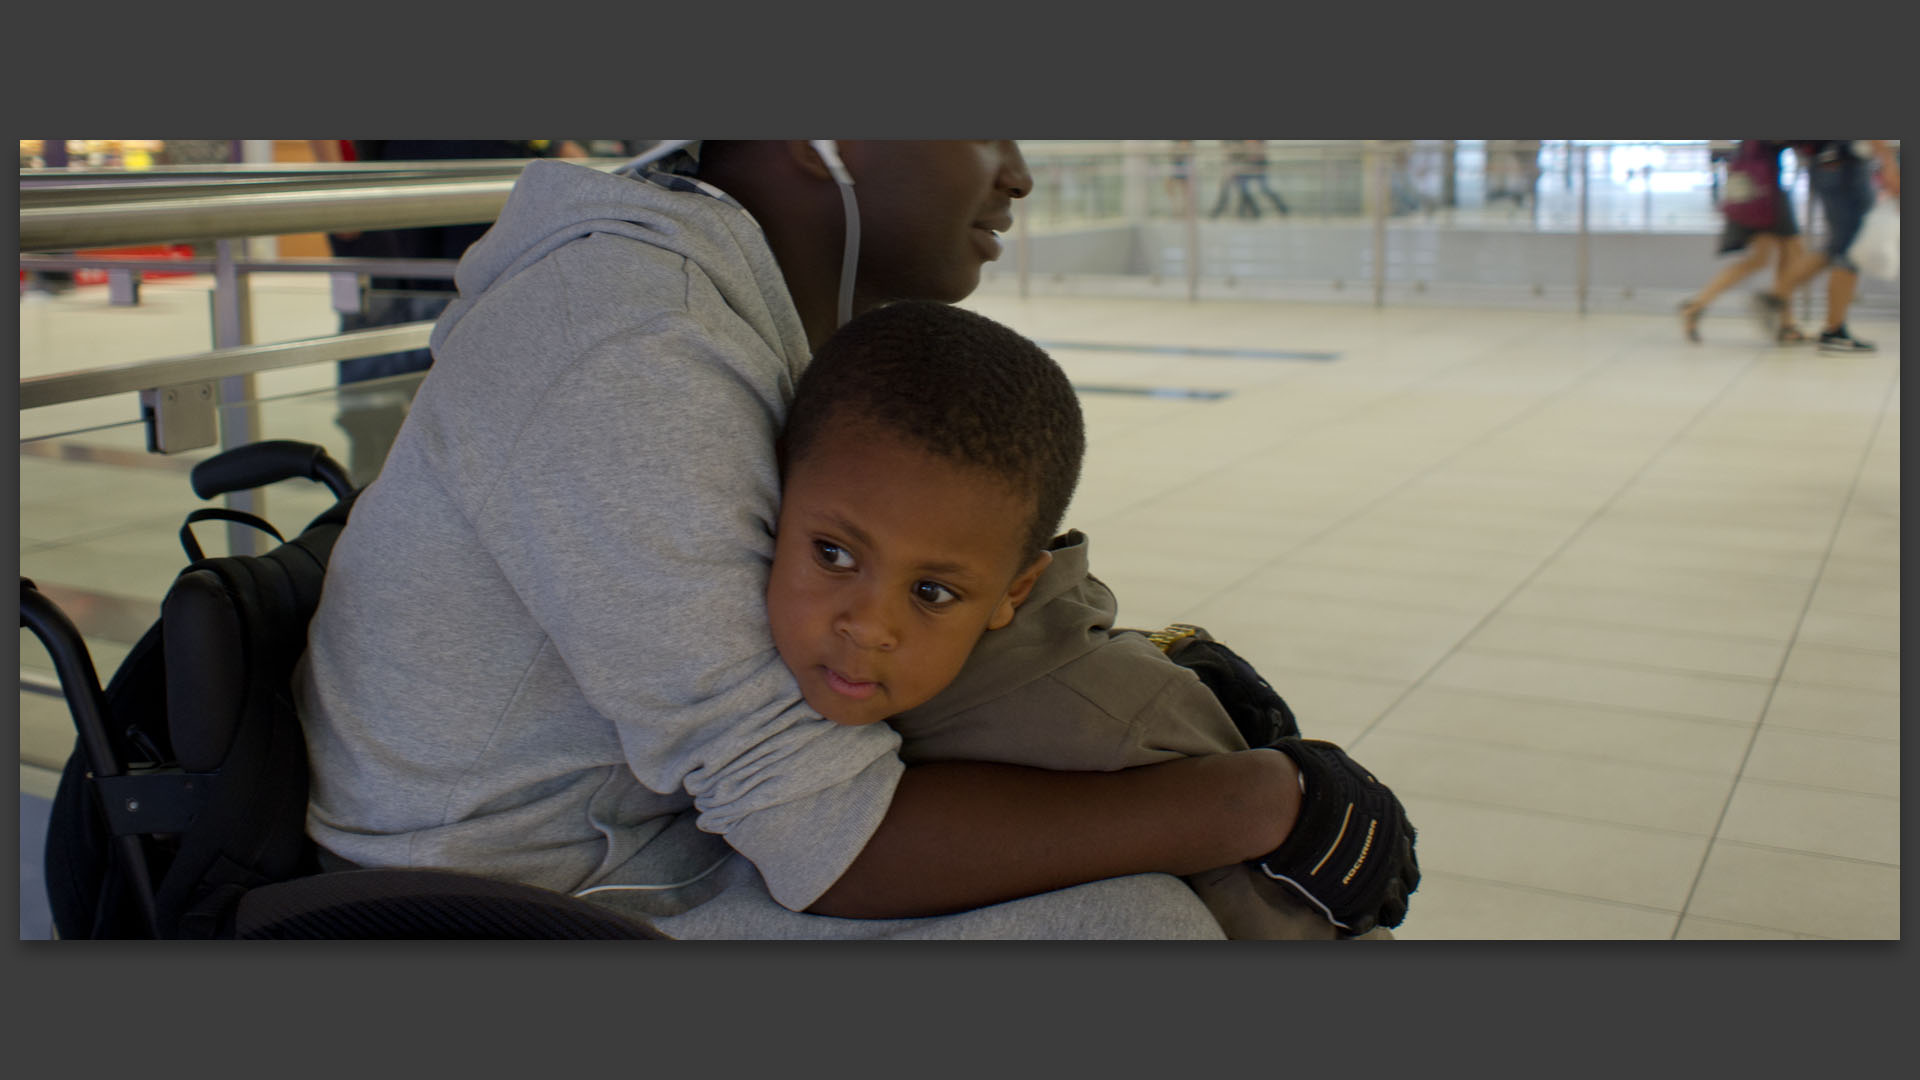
[[1681, 235, 1777, 341], [1811, 159, 1877, 352]]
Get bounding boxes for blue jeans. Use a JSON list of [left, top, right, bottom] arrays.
[[1811, 158, 1874, 272]]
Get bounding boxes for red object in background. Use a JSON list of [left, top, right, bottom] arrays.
[[24, 244, 199, 286]]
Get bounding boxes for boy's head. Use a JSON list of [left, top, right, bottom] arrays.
[[767, 301, 1085, 726]]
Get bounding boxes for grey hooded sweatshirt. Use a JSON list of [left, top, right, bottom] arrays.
[[296, 158, 903, 911]]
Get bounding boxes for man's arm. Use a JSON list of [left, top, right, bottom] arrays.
[[809, 749, 1299, 918]]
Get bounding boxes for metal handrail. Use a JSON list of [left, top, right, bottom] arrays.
[[19, 322, 435, 410], [19, 177, 529, 251]]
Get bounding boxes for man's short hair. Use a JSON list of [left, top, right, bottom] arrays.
[[783, 301, 1085, 559]]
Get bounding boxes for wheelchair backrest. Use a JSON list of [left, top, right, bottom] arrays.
[[44, 479, 357, 939]]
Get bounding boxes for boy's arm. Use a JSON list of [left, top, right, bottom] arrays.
[[809, 749, 1301, 918]]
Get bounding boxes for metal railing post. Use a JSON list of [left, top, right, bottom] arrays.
[[1576, 144, 1591, 316], [1184, 152, 1201, 302], [1370, 142, 1387, 307], [1321, 143, 1333, 221], [211, 237, 263, 553]]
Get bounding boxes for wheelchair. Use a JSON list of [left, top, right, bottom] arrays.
[[22, 439, 663, 939]]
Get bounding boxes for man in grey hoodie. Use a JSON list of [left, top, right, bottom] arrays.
[[296, 140, 1316, 938]]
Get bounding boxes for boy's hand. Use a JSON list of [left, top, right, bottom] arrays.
[[1145, 625, 1300, 748], [1255, 738, 1419, 935]]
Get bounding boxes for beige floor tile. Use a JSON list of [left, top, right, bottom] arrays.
[[1282, 537, 1546, 582], [1717, 780, 1900, 865], [1239, 563, 1519, 615], [1181, 589, 1483, 644], [1827, 514, 1900, 563], [1501, 581, 1807, 641], [1086, 547, 1268, 600], [1083, 523, 1305, 569], [1685, 842, 1898, 938], [1671, 915, 1817, 940], [1777, 643, 1901, 695], [1428, 651, 1773, 724], [1392, 873, 1680, 940], [1354, 731, 1735, 834], [1323, 513, 1576, 558], [19, 541, 193, 607], [1805, 579, 1899, 619], [1795, 611, 1900, 654], [1816, 558, 1900, 591], [1196, 623, 1460, 684], [1742, 729, 1899, 798], [1761, 683, 1900, 741], [20, 628, 137, 678], [21, 762, 64, 802], [1250, 666, 1411, 736], [1550, 532, 1827, 583], [1575, 515, 1837, 557], [1463, 612, 1787, 681], [19, 692, 79, 770], [1525, 559, 1814, 609], [1375, 686, 1755, 774], [1401, 797, 1709, 910]]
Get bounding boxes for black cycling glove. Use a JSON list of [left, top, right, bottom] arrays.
[[1255, 737, 1419, 935]]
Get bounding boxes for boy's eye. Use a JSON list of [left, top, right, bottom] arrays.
[[913, 581, 958, 607], [814, 541, 855, 569]]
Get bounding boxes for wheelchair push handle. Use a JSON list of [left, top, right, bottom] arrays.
[[191, 440, 355, 501]]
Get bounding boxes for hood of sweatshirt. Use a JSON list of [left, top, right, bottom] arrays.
[[430, 158, 809, 371]]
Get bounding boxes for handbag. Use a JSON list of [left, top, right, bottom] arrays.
[[1721, 140, 1780, 229], [1848, 194, 1900, 280]]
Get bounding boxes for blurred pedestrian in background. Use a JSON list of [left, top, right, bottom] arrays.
[[1211, 140, 1289, 219], [1678, 140, 1807, 344], [1752, 140, 1900, 353]]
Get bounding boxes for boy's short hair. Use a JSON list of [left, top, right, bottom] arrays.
[[783, 300, 1084, 560]]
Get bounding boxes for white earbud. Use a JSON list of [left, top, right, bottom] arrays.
[[808, 140, 860, 329]]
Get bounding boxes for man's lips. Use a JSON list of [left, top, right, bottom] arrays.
[[822, 666, 879, 700]]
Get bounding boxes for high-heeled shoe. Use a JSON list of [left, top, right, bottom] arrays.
[[1679, 298, 1704, 343]]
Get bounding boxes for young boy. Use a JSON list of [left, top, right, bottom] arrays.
[[766, 300, 1416, 938]]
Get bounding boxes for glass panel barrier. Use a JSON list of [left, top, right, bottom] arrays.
[[984, 140, 1895, 320], [19, 371, 427, 772]]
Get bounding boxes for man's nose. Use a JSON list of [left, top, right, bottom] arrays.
[[1000, 141, 1032, 200]]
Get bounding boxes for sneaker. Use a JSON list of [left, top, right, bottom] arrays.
[[1818, 327, 1877, 353]]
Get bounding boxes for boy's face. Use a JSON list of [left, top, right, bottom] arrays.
[[767, 418, 1049, 727]]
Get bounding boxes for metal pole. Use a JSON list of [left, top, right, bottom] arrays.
[[1576, 144, 1590, 316], [1643, 155, 1654, 232], [1321, 144, 1332, 221], [211, 237, 263, 553], [1184, 152, 1201, 302], [1371, 143, 1387, 307]]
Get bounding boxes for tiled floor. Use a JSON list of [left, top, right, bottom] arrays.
[[17, 272, 1900, 939]]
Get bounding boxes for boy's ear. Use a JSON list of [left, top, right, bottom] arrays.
[[986, 550, 1052, 631]]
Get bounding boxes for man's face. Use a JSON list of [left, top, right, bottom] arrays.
[[767, 418, 1047, 727], [838, 140, 1032, 307]]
